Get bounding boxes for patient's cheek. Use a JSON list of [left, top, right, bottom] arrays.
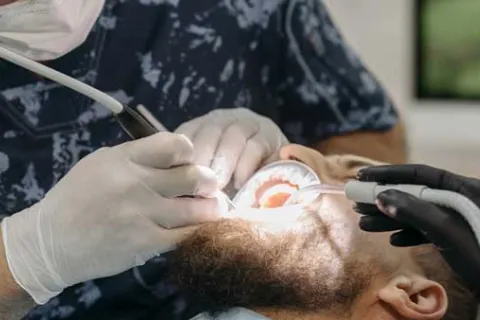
[[318, 195, 397, 262], [325, 195, 359, 223], [311, 195, 361, 253]]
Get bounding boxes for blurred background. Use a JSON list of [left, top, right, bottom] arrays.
[[323, 0, 480, 177]]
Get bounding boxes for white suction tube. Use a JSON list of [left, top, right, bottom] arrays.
[[0, 46, 124, 114]]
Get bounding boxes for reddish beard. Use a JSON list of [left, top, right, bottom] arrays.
[[167, 217, 374, 317]]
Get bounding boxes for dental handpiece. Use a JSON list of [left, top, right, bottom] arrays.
[[344, 180, 480, 246]]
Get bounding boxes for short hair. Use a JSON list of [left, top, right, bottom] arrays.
[[410, 245, 477, 320]]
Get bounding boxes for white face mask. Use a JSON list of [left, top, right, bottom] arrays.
[[0, 0, 105, 61], [190, 308, 271, 320]]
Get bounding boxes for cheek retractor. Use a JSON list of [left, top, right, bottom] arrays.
[[232, 160, 321, 209]]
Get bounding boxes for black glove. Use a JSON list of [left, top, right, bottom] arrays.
[[354, 164, 480, 292]]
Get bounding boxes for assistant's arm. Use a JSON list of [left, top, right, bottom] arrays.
[[313, 121, 407, 164]]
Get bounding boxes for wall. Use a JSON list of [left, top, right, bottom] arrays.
[[323, 0, 412, 111], [323, 0, 480, 177]]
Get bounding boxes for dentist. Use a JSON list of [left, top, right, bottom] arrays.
[[0, 1, 222, 318], [0, 0, 405, 319]]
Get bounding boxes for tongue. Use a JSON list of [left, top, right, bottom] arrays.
[[257, 182, 299, 208], [262, 192, 292, 208]]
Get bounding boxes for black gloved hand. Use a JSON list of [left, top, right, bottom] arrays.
[[354, 164, 480, 292]]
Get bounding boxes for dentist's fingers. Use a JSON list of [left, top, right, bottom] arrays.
[[153, 197, 221, 228], [211, 123, 257, 188], [120, 132, 194, 168], [138, 164, 219, 198], [233, 138, 268, 190]]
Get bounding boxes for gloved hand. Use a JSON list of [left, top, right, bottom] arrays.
[[354, 164, 480, 291], [1, 132, 220, 304], [174, 108, 288, 190]]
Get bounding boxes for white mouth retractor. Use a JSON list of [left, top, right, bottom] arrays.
[[232, 160, 321, 209]]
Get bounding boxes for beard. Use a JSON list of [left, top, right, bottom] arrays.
[[168, 206, 383, 317]]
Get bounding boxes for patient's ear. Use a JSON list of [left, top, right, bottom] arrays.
[[378, 275, 447, 320], [280, 144, 336, 183], [279, 144, 386, 183]]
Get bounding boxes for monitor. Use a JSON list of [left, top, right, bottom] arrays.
[[415, 0, 480, 101]]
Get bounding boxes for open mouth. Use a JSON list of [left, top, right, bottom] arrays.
[[232, 160, 320, 209], [254, 179, 299, 208]]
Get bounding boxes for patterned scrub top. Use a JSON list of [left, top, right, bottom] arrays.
[[0, 0, 398, 319]]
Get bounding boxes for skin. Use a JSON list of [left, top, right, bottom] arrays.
[[257, 145, 445, 320], [0, 141, 410, 319], [314, 122, 407, 164], [0, 228, 34, 320], [171, 144, 447, 320], [0, 0, 406, 314], [253, 193, 445, 320]]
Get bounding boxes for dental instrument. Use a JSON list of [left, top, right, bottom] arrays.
[[10, 43, 475, 227], [0, 46, 159, 140], [0, 46, 236, 205], [216, 190, 236, 211], [283, 183, 345, 207]]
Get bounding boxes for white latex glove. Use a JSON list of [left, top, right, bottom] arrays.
[[1, 132, 220, 304], [175, 108, 288, 190]]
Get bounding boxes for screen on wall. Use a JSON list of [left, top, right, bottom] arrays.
[[416, 0, 480, 100]]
